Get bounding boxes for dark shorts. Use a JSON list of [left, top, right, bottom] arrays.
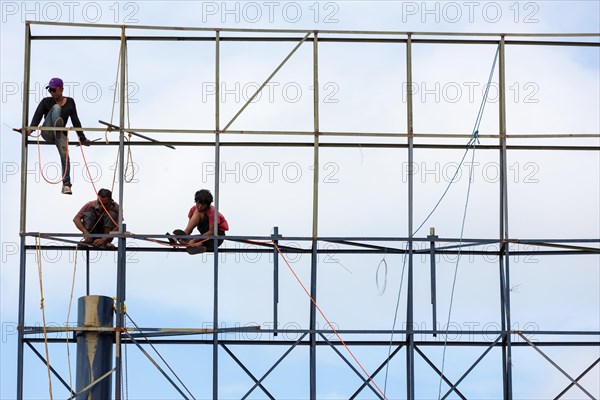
[[82, 210, 118, 241], [197, 214, 226, 248]]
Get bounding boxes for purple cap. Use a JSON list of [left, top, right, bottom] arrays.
[[45, 77, 63, 89]]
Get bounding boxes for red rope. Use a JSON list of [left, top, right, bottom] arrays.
[[273, 242, 388, 399]]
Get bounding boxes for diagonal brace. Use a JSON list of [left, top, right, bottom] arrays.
[[221, 344, 275, 400], [123, 330, 192, 399], [222, 32, 311, 132], [519, 333, 597, 400], [554, 357, 600, 399], [241, 333, 308, 399], [441, 335, 503, 400], [26, 341, 76, 398], [414, 346, 467, 400], [318, 333, 384, 400], [349, 344, 404, 400]]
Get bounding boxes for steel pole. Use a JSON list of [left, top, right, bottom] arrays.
[[16, 22, 32, 400], [114, 27, 127, 400], [76, 296, 114, 399], [310, 31, 320, 400], [498, 36, 513, 399], [406, 34, 415, 400], [212, 29, 221, 400]]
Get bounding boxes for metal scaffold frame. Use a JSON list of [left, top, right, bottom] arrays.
[[16, 21, 600, 400]]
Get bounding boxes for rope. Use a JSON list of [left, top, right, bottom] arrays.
[[105, 29, 123, 144], [436, 45, 500, 399], [437, 141, 478, 399], [35, 235, 54, 400], [375, 256, 388, 296], [35, 127, 70, 185], [382, 45, 500, 398], [273, 243, 388, 400], [65, 244, 78, 400]]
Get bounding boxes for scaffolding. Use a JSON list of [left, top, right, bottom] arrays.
[[16, 21, 600, 399]]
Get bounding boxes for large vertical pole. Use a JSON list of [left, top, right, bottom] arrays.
[[212, 29, 221, 400], [498, 36, 513, 400], [16, 22, 32, 400], [76, 296, 114, 399], [310, 31, 320, 400], [405, 34, 415, 400], [114, 27, 127, 400]]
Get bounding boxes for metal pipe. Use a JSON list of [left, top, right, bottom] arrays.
[[406, 34, 415, 400], [114, 26, 127, 400], [26, 20, 600, 37], [86, 250, 90, 296], [309, 242, 318, 400], [16, 21, 32, 400], [26, 124, 600, 139], [312, 32, 320, 240], [16, 236, 27, 400], [310, 32, 320, 400], [76, 295, 114, 399], [28, 36, 600, 47], [428, 228, 438, 337], [212, 29, 221, 400], [499, 36, 514, 400]]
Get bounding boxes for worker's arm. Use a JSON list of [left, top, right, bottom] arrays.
[[73, 213, 89, 235]]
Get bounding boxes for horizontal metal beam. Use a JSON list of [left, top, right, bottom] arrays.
[[22, 245, 599, 256], [22, 232, 600, 244], [25, 21, 600, 38], [28, 35, 600, 47], [26, 338, 600, 347]]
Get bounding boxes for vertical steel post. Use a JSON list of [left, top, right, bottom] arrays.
[[405, 34, 415, 400], [310, 31, 320, 400], [428, 228, 438, 337], [312, 31, 320, 239], [16, 22, 32, 400], [86, 250, 90, 296], [76, 295, 114, 399], [273, 227, 280, 336], [114, 27, 127, 400], [212, 29, 221, 400], [498, 36, 513, 400]]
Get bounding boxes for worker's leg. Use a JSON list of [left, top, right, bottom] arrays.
[[41, 104, 60, 142], [53, 117, 71, 187], [101, 210, 119, 243], [81, 210, 99, 243], [184, 209, 202, 235]]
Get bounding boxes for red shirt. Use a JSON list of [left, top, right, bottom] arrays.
[[188, 205, 229, 232]]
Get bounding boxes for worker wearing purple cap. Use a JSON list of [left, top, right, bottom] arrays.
[[26, 77, 90, 195]]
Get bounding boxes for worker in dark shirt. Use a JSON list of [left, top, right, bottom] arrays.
[[27, 77, 90, 195]]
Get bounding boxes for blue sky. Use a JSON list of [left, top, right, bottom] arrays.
[[1, 1, 599, 399]]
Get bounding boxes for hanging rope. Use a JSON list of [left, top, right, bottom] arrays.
[[382, 45, 500, 398], [375, 255, 388, 296], [35, 235, 54, 400], [436, 45, 500, 400]]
